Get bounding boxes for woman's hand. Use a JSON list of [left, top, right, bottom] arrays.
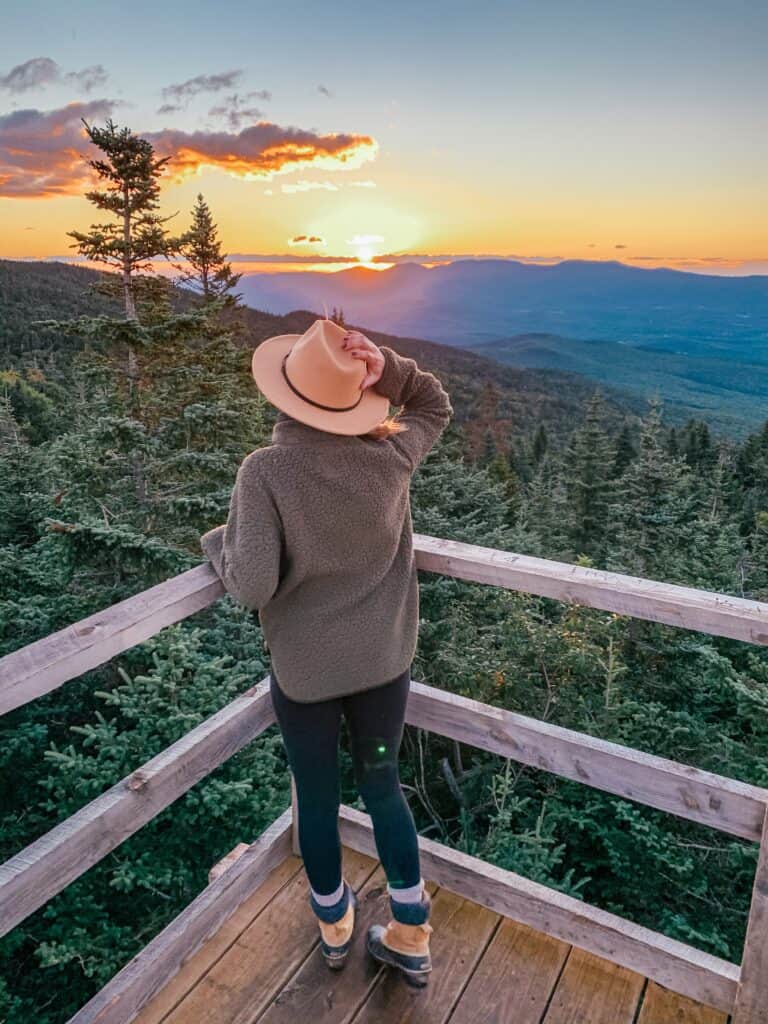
[[342, 329, 384, 390]]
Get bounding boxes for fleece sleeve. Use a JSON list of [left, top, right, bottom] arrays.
[[373, 346, 454, 471], [199, 455, 284, 611]]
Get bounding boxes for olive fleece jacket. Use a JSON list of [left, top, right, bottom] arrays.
[[199, 345, 454, 702]]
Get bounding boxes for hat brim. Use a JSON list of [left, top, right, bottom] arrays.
[[251, 333, 391, 436]]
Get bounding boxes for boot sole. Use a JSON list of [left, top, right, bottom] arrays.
[[366, 927, 432, 988]]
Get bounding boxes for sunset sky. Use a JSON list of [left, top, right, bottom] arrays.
[[2, 0, 767, 276]]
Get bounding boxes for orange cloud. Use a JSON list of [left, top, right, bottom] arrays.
[[0, 102, 378, 198], [143, 122, 378, 182], [0, 100, 114, 198]]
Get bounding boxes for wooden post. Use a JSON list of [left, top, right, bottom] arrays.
[[290, 771, 301, 857], [732, 803, 768, 1023]]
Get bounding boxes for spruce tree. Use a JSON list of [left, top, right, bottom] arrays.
[[532, 423, 547, 465], [612, 423, 636, 478], [67, 117, 184, 323], [172, 193, 243, 306], [562, 392, 616, 560], [605, 399, 695, 580]]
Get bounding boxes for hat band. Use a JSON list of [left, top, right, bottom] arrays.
[[281, 352, 364, 413]]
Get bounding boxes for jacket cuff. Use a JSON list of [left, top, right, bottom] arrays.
[[374, 346, 408, 404], [200, 525, 225, 573]]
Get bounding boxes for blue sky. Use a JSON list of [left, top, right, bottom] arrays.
[[2, 0, 767, 273]]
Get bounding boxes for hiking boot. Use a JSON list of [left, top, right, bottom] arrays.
[[310, 879, 357, 970], [367, 885, 433, 988]]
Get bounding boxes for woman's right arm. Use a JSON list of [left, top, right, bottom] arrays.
[[373, 345, 454, 471]]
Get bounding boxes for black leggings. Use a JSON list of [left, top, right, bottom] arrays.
[[269, 666, 422, 896]]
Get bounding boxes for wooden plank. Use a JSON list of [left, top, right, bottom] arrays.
[[406, 682, 768, 841], [448, 918, 570, 1024], [135, 854, 305, 1024], [414, 534, 768, 646], [638, 980, 729, 1024], [732, 805, 768, 1024], [350, 884, 497, 1024], [67, 807, 294, 1024], [338, 804, 739, 1015], [542, 946, 645, 1023], [0, 563, 224, 714], [0, 678, 274, 936], [163, 849, 380, 1024], [255, 866, 439, 1024], [208, 843, 251, 884]]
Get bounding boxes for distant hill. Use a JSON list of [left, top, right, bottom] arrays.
[[0, 259, 644, 451], [233, 257, 768, 436], [471, 332, 768, 437], [237, 257, 768, 360]]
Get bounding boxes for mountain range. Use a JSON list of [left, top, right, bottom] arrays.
[[236, 258, 768, 434]]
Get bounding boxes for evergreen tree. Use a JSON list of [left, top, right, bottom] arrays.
[[532, 423, 547, 465], [67, 117, 184, 323], [605, 399, 695, 580], [612, 423, 636, 477], [172, 193, 243, 306], [481, 426, 497, 465], [562, 392, 616, 560]]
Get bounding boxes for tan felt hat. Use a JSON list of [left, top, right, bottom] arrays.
[[251, 318, 390, 435]]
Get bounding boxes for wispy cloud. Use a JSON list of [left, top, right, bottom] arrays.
[[0, 57, 107, 94], [318, 84, 333, 98], [160, 70, 243, 106], [289, 234, 326, 245], [208, 90, 273, 130], [281, 180, 338, 193]]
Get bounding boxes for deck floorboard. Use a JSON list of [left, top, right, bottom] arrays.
[[135, 845, 733, 1024]]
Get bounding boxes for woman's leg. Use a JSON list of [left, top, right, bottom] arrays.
[[343, 666, 422, 894], [269, 671, 344, 897]]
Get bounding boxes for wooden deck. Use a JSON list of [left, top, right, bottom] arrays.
[[132, 846, 729, 1024]]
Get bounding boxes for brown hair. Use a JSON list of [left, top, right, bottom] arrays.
[[362, 411, 408, 440]]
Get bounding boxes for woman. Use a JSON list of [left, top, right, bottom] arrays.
[[200, 317, 453, 988]]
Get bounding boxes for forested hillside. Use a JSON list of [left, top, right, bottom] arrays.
[[2, 121, 768, 1023]]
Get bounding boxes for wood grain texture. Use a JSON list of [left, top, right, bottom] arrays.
[[255, 866, 436, 1024], [338, 804, 739, 1015], [638, 980, 729, 1024], [406, 681, 768, 841], [0, 678, 274, 936], [448, 918, 570, 1024], [414, 533, 768, 645], [347, 883, 497, 1024], [66, 807, 294, 1024], [0, 563, 224, 713], [208, 843, 251, 885], [732, 805, 768, 1024], [542, 946, 645, 1023], [162, 849, 379, 1024], [134, 855, 305, 1024]]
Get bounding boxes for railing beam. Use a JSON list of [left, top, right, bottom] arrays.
[[0, 563, 224, 715], [415, 534, 768, 646], [67, 808, 293, 1024], [406, 681, 768, 841], [732, 805, 768, 1023], [0, 677, 274, 936]]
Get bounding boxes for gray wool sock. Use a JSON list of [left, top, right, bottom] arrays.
[[387, 877, 425, 903]]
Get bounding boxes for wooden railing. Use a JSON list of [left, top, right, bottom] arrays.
[[2, 534, 768, 1023]]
